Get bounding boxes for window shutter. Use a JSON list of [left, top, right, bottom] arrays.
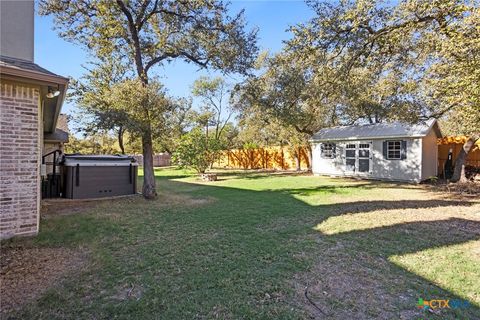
[[332, 144, 336, 158], [401, 140, 407, 160], [383, 141, 388, 159]]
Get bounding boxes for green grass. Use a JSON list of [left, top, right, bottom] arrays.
[[2, 168, 480, 319]]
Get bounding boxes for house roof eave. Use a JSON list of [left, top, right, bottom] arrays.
[[44, 128, 69, 143], [0, 63, 69, 85], [1, 64, 69, 134]]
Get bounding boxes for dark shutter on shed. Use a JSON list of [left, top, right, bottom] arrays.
[[383, 141, 388, 159], [332, 143, 336, 157], [129, 163, 133, 184], [401, 140, 407, 160], [75, 164, 80, 186]]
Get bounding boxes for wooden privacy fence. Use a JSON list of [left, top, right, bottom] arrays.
[[214, 146, 310, 170], [131, 153, 171, 167], [214, 137, 480, 174], [437, 136, 480, 176]]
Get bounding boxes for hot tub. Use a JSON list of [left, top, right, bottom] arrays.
[[63, 155, 138, 199]]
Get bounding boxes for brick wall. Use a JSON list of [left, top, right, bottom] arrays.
[[0, 82, 40, 239]]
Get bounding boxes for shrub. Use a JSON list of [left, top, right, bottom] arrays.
[[173, 128, 223, 173]]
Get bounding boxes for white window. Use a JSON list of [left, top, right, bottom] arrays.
[[359, 143, 370, 149], [345, 144, 356, 158], [321, 143, 335, 159], [387, 141, 401, 160]]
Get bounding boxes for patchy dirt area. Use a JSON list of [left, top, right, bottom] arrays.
[[41, 194, 141, 217], [40, 192, 214, 226], [157, 191, 215, 208], [41, 199, 100, 217], [291, 183, 480, 319], [0, 246, 88, 314], [110, 283, 144, 302], [442, 181, 480, 196], [292, 252, 417, 320]]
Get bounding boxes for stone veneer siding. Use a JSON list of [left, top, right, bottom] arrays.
[[0, 82, 41, 239]]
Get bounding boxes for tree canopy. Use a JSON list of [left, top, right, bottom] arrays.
[[41, 0, 259, 197], [286, 0, 480, 124], [44, 0, 478, 181]]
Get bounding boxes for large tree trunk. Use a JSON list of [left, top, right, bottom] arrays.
[[306, 145, 313, 172], [142, 127, 157, 199], [118, 126, 125, 155], [116, 1, 158, 199], [451, 136, 479, 182]]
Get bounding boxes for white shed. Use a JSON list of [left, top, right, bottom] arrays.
[[310, 119, 442, 183]]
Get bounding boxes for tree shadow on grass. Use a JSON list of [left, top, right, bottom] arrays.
[[7, 174, 479, 319], [162, 177, 480, 319], [269, 184, 374, 196], [318, 198, 470, 214], [296, 219, 480, 319]]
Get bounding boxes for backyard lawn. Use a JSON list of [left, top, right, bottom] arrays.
[[1, 168, 479, 319]]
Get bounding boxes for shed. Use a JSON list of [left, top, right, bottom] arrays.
[[309, 119, 442, 183]]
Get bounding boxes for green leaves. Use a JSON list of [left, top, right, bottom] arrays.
[[106, 79, 170, 135], [284, 0, 480, 129], [39, 0, 258, 77], [173, 128, 224, 173], [40, 0, 259, 195]]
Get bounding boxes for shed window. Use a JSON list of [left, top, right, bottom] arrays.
[[387, 141, 402, 160], [345, 144, 356, 158], [321, 143, 336, 159]]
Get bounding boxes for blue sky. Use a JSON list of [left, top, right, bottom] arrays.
[[34, 1, 315, 117]]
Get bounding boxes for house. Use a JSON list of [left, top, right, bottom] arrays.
[[310, 119, 442, 183], [0, 1, 69, 239]]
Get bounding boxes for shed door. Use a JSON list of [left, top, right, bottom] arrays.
[[358, 143, 371, 173], [345, 143, 356, 172], [344, 142, 372, 174]]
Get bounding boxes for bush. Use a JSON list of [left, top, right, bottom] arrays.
[[172, 128, 223, 173]]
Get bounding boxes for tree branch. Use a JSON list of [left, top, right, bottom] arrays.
[[145, 53, 174, 73], [115, 0, 146, 82], [427, 102, 459, 119], [138, 0, 159, 29]]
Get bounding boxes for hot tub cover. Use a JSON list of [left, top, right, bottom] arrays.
[[62, 154, 138, 166]]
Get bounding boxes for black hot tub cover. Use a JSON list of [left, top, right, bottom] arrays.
[[62, 154, 138, 166]]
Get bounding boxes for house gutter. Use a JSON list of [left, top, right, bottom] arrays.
[[0, 64, 69, 85]]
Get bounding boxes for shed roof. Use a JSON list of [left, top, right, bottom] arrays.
[[311, 119, 441, 142]]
